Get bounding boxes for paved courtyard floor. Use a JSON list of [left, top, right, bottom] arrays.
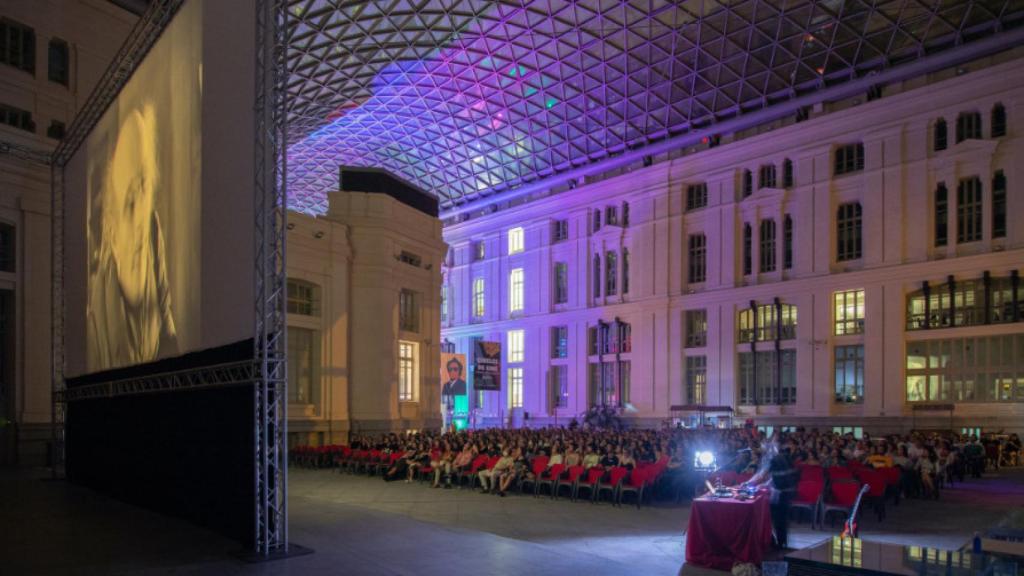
[[2, 466, 1022, 575]]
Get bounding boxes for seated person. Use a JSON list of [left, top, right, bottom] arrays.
[[479, 449, 514, 493]]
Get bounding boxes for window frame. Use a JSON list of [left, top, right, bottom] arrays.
[[509, 268, 524, 313], [508, 227, 525, 255], [836, 202, 863, 262], [398, 340, 418, 402]]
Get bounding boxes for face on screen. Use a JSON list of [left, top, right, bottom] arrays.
[[106, 110, 158, 306]]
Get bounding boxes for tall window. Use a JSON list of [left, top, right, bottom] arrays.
[[0, 19, 35, 74], [509, 268, 524, 313], [554, 262, 568, 304], [687, 183, 708, 210], [473, 277, 485, 318], [783, 159, 794, 188], [622, 248, 630, 295], [835, 345, 865, 403], [589, 321, 632, 355], [834, 289, 865, 335], [686, 355, 707, 404], [685, 309, 707, 348], [742, 223, 752, 275], [288, 327, 320, 407], [551, 365, 568, 409], [738, 350, 796, 405], [440, 284, 448, 324], [551, 326, 568, 358], [991, 103, 1007, 138], [834, 143, 864, 176], [508, 367, 523, 408], [589, 361, 630, 407], [47, 38, 68, 85], [956, 111, 982, 143], [992, 171, 1006, 239], [956, 177, 982, 243], [475, 241, 486, 261], [935, 183, 948, 247], [593, 209, 602, 232], [398, 341, 418, 402], [592, 254, 601, 299], [508, 227, 524, 254], [287, 279, 319, 316], [605, 205, 619, 226], [399, 289, 419, 332], [552, 219, 569, 242], [622, 202, 630, 227], [507, 329, 524, 363], [836, 202, 862, 261], [605, 251, 617, 296], [688, 233, 706, 283], [0, 223, 14, 272], [759, 219, 776, 273], [759, 164, 777, 189], [742, 169, 753, 197], [933, 118, 948, 151], [783, 215, 793, 270]]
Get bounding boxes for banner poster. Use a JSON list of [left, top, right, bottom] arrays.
[[440, 352, 468, 413], [473, 340, 502, 391]]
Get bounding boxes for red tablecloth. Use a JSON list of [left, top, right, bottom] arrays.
[[685, 494, 773, 571]]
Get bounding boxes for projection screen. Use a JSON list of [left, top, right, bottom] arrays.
[[66, 0, 202, 375]]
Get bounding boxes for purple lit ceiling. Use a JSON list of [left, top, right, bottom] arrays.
[[286, 0, 1022, 214]]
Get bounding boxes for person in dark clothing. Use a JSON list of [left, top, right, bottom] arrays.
[[767, 447, 798, 549]]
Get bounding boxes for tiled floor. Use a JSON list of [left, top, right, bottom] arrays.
[[1, 466, 1022, 575]]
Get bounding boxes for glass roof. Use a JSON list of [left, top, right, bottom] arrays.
[[286, 0, 1023, 214]]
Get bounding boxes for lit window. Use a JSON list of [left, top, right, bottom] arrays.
[[738, 303, 797, 343], [956, 177, 982, 243], [288, 326, 320, 407], [440, 283, 448, 324], [398, 341, 418, 402], [507, 329, 524, 363], [508, 227, 524, 254], [836, 202, 862, 261], [399, 289, 419, 332], [475, 241, 486, 261], [509, 268, 524, 313], [834, 345, 864, 404], [686, 355, 706, 404], [287, 279, 319, 316], [834, 289, 865, 335], [508, 367, 523, 408], [473, 277, 485, 318]]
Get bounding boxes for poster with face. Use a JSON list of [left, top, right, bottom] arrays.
[[440, 352, 467, 410], [85, 0, 202, 373]]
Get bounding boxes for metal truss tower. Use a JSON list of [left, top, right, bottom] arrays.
[[50, 0, 290, 556]]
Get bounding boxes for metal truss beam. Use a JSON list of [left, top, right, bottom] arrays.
[[254, 0, 290, 556], [59, 361, 257, 402]]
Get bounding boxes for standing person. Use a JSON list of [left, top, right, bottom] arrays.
[[752, 444, 798, 549]]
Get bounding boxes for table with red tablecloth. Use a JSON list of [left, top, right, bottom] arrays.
[[685, 494, 773, 571]]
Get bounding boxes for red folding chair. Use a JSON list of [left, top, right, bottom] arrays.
[[618, 468, 648, 509]]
